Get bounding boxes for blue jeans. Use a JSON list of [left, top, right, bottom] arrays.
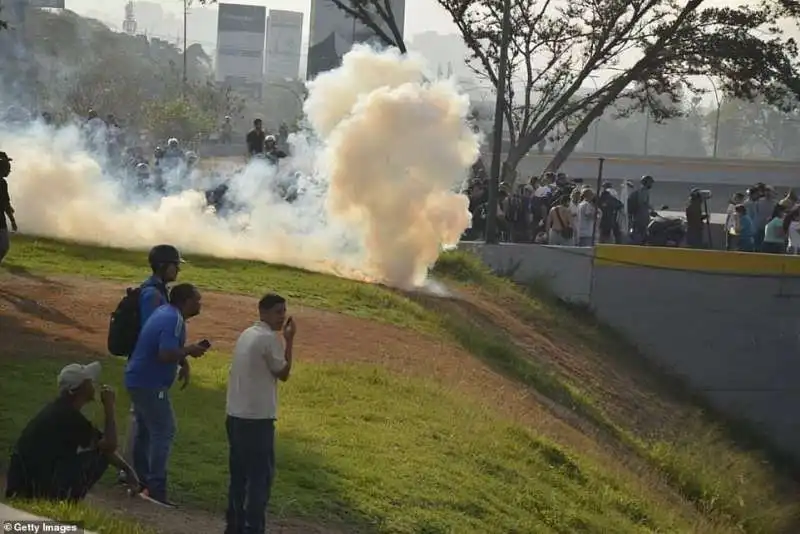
[[128, 388, 176, 501], [225, 416, 275, 534]]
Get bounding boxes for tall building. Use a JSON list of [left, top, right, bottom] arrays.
[[264, 9, 303, 82], [216, 3, 267, 98], [122, 1, 137, 35], [306, 0, 405, 79]]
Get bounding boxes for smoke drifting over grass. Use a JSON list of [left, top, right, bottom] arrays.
[[0, 45, 479, 288]]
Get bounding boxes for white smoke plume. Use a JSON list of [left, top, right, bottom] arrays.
[[0, 45, 479, 289]]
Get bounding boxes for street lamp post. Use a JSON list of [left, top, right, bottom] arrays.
[[182, 0, 190, 98], [707, 76, 721, 158]]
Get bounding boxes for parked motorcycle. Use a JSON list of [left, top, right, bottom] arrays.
[[645, 207, 686, 247]]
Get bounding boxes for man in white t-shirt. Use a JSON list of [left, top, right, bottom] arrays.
[[225, 293, 297, 534]]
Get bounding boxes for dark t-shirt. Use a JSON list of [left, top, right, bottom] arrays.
[[598, 191, 623, 229], [0, 177, 9, 230], [246, 129, 266, 155], [7, 397, 100, 493]]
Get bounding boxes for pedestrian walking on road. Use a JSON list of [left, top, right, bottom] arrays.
[[225, 293, 297, 534]]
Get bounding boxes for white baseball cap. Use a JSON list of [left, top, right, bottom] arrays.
[[57, 362, 101, 393]]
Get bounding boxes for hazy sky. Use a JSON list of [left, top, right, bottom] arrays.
[[65, 0, 457, 37], [59, 0, 797, 90], [63, 0, 788, 37]]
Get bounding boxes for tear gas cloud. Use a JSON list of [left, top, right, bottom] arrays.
[[0, 46, 479, 288]]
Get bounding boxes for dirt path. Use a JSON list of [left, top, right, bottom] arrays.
[[0, 271, 618, 533]]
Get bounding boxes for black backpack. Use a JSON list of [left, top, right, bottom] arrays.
[[107, 287, 143, 357]]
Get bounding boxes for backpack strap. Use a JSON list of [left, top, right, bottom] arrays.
[[554, 207, 567, 229], [140, 278, 170, 305]]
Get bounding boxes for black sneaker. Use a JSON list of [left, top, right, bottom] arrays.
[[137, 488, 178, 509]]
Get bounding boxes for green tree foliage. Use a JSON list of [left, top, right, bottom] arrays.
[[711, 97, 800, 160], [143, 98, 215, 143], [6, 7, 242, 143]]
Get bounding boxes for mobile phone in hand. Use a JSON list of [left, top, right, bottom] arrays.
[[198, 339, 211, 349]]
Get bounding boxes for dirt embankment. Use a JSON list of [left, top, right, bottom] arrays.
[[1, 271, 622, 533]]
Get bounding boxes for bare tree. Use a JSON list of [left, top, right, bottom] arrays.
[[436, 0, 800, 180], [326, 0, 406, 53]]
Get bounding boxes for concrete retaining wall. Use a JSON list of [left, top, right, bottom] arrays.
[[459, 242, 593, 303], [463, 241, 800, 461]]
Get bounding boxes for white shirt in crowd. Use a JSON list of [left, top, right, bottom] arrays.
[[788, 221, 800, 253], [577, 200, 597, 239], [226, 322, 286, 420]]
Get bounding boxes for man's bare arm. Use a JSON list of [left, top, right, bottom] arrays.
[[96, 399, 118, 454], [272, 338, 293, 382]]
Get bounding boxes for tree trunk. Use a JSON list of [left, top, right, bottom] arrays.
[[543, 0, 704, 174], [501, 145, 527, 186], [545, 114, 601, 173], [545, 72, 643, 173]]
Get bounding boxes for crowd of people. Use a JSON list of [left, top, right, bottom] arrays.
[[464, 171, 667, 247], [464, 169, 800, 254], [4, 244, 297, 534], [724, 183, 800, 254]]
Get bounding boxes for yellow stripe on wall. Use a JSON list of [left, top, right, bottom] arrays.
[[594, 245, 800, 275]]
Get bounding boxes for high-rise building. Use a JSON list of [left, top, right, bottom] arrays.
[[122, 1, 137, 35], [216, 3, 267, 98], [306, 0, 405, 79], [264, 9, 303, 82]]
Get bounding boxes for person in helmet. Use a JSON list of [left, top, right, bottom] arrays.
[[160, 139, 185, 181], [164, 138, 183, 159], [185, 151, 198, 168], [628, 175, 655, 244], [264, 135, 288, 165], [151, 146, 166, 193], [118, 244, 185, 487], [685, 188, 707, 249], [83, 110, 107, 153], [135, 162, 151, 190]]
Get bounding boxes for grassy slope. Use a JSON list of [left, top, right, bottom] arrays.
[[0, 235, 796, 533], [3, 499, 156, 534]]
